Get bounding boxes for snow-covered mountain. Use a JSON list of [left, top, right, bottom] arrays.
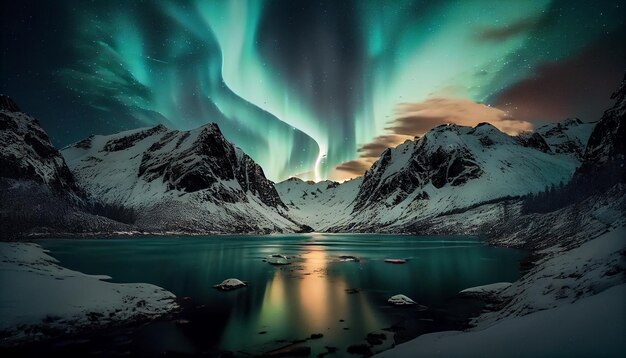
[[576, 75, 625, 179], [62, 123, 309, 233], [277, 119, 596, 232]]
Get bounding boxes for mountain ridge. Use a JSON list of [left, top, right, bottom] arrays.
[[276, 118, 595, 232]]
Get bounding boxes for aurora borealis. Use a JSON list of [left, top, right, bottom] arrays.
[[1, 1, 624, 181]]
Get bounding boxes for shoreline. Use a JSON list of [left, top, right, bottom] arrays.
[[0, 242, 179, 348]]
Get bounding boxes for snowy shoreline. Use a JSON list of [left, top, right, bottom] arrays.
[[0, 242, 178, 346], [376, 224, 626, 357]]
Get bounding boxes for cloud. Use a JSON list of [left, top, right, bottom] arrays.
[[492, 30, 626, 123], [334, 159, 374, 174], [357, 134, 414, 158], [390, 98, 532, 135], [332, 98, 533, 179]]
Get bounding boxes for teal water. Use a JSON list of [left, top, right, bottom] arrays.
[[38, 234, 524, 356]]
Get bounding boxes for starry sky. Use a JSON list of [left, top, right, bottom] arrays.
[[1, 0, 624, 182]]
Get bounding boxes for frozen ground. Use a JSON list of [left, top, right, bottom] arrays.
[[377, 225, 626, 357], [0, 242, 178, 345]]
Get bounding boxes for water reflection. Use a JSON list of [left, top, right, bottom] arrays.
[[38, 234, 525, 356]]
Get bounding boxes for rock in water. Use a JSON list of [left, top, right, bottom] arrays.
[[388, 294, 416, 306], [339, 255, 360, 262], [213, 278, 247, 291], [266, 254, 290, 265], [384, 258, 406, 264]]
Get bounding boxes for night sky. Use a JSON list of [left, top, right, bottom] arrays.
[[1, 1, 624, 181]]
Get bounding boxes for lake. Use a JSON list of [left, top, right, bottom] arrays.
[[38, 234, 525, 356]]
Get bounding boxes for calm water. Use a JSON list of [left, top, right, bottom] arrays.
[[38, 234, 524, 356]]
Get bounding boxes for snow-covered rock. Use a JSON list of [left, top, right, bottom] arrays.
[[62, 123, 309, 234], [339, 255, 360, 262], [265, 254, 290, 265], [384, 259, 407, 264], [213, 278, 248, 291], [388, 294, 417, 306], [0, 242, 177, 345]]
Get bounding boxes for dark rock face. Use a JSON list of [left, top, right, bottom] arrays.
[[136, 123, 286, 209], [0, 99, 79, 194], [354, 148, 421, 211], [0, 94, 20, 112], [519, 132, 552, 153], [432, 147, 482, 187], [576, 75, 625, 181]]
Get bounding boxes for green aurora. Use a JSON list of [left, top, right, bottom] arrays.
[[1, 0, 624, 181]]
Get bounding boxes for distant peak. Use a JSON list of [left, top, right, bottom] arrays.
[[199, 122, 221, 132], [0, 95, 20, 112], [284, 177, 304, 183], [475, 122, 496, 128], [561, 118, 583, 126]]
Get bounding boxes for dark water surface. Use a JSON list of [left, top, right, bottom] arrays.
[[38, 234, 524, 356]]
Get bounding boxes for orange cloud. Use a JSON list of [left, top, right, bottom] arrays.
[[333, 97, 533, 179]]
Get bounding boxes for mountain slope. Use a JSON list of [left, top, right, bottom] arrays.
[[62, 123, 307, 234], [576, 75, 625, 180]]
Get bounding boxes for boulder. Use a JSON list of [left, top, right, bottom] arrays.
[[388, 294, 416, 306], [384, 259, 406, 264], [266, 254, 290, 265], [213, 278, 247, 291]]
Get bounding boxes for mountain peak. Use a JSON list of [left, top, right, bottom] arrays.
[[0, 95, 21, 113]]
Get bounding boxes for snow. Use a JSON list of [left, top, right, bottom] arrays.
[[0, 242, 177, 345], [376, 284, 626, 358]]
